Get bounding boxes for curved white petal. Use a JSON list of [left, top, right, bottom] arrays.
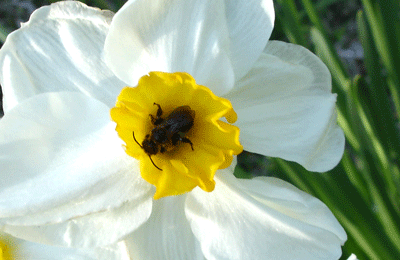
[[104, 0, 234, 96], [1, 232, 131, 260], [0, 92, 153, 235], [185, 170, 347, 260], [2, 196, 152, 248], [225, 41, 345, 172], [224, 0, 275, 80], [105, 0, 273, 96], [0, 1, 125, 113], [124, 195, 204, 260]]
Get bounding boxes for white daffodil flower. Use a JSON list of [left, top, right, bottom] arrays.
[[0, 232, 130, 259], [0, 1, 346, 259]]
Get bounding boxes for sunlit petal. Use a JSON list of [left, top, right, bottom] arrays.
[[0, 92, 153, 239], [186, 169, 346, 260], [1, 232, 131, 260], [0, 1, 125, 112], [2, 195, 151, 248], [124, 196, 204, 259], [226, 41, 344, 171], [224, 0, 275, 80]]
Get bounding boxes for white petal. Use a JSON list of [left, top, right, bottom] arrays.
[[347, 254, 358, 260], [105, 0, 274, 94], [2, 196, 152, 248], [224, 0, 275, 80], [0, 92, 153, 235], [1, 232, 131, 260], [105, 0, 237, 96], [0, 1, 125, 113], [225, 41, 345, 172], [185, 171, 347, 260], [124, 195, 204, 260]]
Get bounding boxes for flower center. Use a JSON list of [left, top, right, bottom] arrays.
[[111, 72, 243, 199]]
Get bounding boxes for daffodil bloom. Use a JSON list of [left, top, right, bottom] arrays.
[[0, 232, 129, 259], [0, 1, 347, 259]]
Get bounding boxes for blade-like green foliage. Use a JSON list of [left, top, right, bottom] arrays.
[[269, 1, 400, 259]]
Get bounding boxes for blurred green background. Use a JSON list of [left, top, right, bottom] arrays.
[[1, 0, 399, 259]]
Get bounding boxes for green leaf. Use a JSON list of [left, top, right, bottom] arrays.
[[0, 23, 11, 45], [274, 0, 309, 48], [356, 11, 400, 160], [233, 165, 252, 179], [360, 0, 400, 117], [310, 28, 360, 153], [310, 28, 349, 93]]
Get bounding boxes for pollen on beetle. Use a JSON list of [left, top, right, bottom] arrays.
[[110, 72, 243, 199]]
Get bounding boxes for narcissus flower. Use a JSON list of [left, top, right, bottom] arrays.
[[0, 1, 346, 259]]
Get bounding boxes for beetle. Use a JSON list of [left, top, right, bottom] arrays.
[[133, 103, 195, 171]]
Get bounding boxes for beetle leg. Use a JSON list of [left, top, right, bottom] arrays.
[[181, 137, 194, 151], [154, 103, 163, 119], [150, 114, 158, 125], [150, 103, 164, 125], [160, 146, 166, 153], [171, 134, 194, 150], [153, 103, 163, 117], [171, 133, 180, 146]]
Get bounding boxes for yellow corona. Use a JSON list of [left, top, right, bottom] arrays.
[[111, 72, 243, 199]]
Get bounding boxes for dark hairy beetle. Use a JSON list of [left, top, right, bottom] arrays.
[[133, 103, 195, 171]]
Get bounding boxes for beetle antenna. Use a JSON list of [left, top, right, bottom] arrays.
[[133, 131, 163, 171], [132, 131, 143, 148], [148, 155, 163, 171]]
